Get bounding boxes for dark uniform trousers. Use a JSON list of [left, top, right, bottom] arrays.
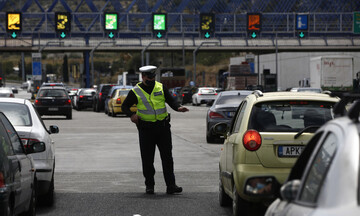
[[137, 119, 175, 187]]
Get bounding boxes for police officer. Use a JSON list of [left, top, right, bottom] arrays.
[[121, 65, 189, 194]]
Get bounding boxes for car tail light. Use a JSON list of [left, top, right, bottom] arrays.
[[35, 100, 41, 105], [0, 172, 4, 188], [198, 93, 202, 95], [65, 99, 71, 105], [209, 111, 224, 119], [79, 95, 84, 99], [243, 130, 262, 151], [116, 98, 121, 104], [182, 94, 185, 97], [215, 93, 218, 95], [99, 92, 102, 100], [21, 138, 41, 149], [10, 94, 14, 97]]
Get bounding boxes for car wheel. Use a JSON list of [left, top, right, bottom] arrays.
[[6, 199, 14, 216], [232, 185, 249, 216], [24, 179, 36, 216], [206, 134, 216, 143], [112, 111, 116, 117], [42, 176, 54, 206], [219, 172, 231, 207], [95, 102, 100, 112], [66, 112, 72, 119]]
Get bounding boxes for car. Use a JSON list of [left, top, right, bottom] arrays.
[[92, 84, 115, 112], [107, 88, 137, 117], [0, 111, 46, 215], [34, 86, 73, 119], [192, 87, 218, 106], [104, 85, 132, 114], [213, 90, 340, 215], [206, 90, 253, 143], [290, 87, 322, 93], [179, 86, 197, 105], [265, 94, 360, 216], [67, 87, 79, 102], [0, 98, 59, 206], [169, 87, 182, 103], [74, 88, 96, 110], [0, 87, 14, 97]]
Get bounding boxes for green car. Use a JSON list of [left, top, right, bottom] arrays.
[[215, 91, 339, 216]]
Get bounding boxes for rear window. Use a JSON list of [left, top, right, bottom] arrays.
[[200, 89, 215, 94], [38, 89, 67, 97], [216, 95, 247, 105], [249, 101, 335, 132], [80, 89, 95, 96], [119, 90, 130, 96], [101, 85, 113, 94], [0, 103, 31, 126]]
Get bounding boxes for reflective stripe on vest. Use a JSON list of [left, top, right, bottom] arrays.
[[133, 82, 168, 122]]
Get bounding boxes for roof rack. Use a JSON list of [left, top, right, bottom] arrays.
[[253, 90, 263, 97], [333, 93, 360, 117], [348, 100, 360, 122]]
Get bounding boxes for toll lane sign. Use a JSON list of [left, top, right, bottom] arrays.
[[296, 14, 308, 30], [354, 12, 360, 34], [6, 12, 21, 32]]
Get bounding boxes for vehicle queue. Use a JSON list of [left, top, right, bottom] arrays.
[[0, 82, 359, 216]]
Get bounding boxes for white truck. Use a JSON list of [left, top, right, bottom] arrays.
[[310, 56, 355, 92], [117, 71, 142, 86]]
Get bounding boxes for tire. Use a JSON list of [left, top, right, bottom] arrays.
[[111, 111, 116, 117], [219, 172, 231, 207], [232, 185, 249, 216], [206, 134, 216, 143], [24, 180, 36, 216], [66, 112, 72, 119], [42, 176, 54, 206], [95, 102, 100, 112]]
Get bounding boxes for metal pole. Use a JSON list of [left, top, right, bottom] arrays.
[[193, 42, 219, 86], [21, 52, 25, 81], [276, 35, 279, 91], [91, 41, 115, 86]]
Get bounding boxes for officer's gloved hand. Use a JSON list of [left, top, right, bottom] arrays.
[[131, 114, 141, 124]]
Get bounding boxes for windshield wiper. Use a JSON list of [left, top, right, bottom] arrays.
[[294, 126, 320, 139]]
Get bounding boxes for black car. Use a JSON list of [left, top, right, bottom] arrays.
[[34, 86, 73, 119], [206, 90, 253, 143], [93, 84, 115, 112], [179, 86, 197, 105], [0, 112, 45, 215], [74, 88, 96, 110]]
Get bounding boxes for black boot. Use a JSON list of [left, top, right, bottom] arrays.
[[166, 185, 182, 194], [146, 186, 154, 194]]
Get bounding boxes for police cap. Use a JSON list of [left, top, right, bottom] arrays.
[[139, 65, 157, 78]]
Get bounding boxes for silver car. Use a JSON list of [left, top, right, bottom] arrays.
[[0, 98, 59, 206], [265, 95, 360, 216]]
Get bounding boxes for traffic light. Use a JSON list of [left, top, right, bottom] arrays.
[[104, 12, 118, 39], [6, 12, 22, 39], [296, 14, 309, 39], [152, 13, 167, 39], [247, 13, 261, 39], [200, 13, 215, 39], [55, 12, 71, 39]]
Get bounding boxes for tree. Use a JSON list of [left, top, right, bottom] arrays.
[[63, 55, 69, 82]]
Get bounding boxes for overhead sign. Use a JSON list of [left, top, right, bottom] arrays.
[[296, 14, 308, 30], [152, 13, 167, 39], [55, 12, 71, 32], [200, 13, 215, 39], [247, 13, 261, 38], [32, 53, 42, 80], [354, 12, 360, 34], [104, 12, 118, 39], [6, 12, 21, 32]]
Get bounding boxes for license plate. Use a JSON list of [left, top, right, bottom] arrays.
[[48, 107, 58, 111], [227, 111, 235, 117], [278, 146, 304, 157]]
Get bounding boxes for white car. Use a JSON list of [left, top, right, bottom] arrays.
[[0, 98, 59, 206], [265, 95, 360, 216], [192, 87, 218, 106]]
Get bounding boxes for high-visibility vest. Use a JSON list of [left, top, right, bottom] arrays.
[[132, 82, 168, 122]]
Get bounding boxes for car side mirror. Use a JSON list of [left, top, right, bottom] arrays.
[[26, 142, 46, 154], [212, 122, 228, 136], [49, 125, 59, 134], [280, 180, 301, 202], [244, 176, 280, 198]]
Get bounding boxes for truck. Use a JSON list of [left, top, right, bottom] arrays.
[[117, 71, 142, 86], [310, 56, 355, 92]]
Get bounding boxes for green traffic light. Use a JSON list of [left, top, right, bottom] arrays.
[[60, 32, 66, 38], [11, 32, 17, 39], [251, 32, 257, 38], [204, 32, 211, 39]]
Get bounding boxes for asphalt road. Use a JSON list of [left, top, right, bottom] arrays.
[[13, 88, 266, 216]]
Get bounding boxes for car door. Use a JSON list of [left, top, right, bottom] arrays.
[[222, 100, 248, 190], [0, 113, 33, 208], [282, 129, 339, 216]]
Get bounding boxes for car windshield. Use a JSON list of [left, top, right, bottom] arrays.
[[38, 89, 67, 97], [0, 103, 31, 126], [216, 95, 248, 105], [119, 90, 131, 96], [101, 85, 113, 94], [249, 101, 335, 132]]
